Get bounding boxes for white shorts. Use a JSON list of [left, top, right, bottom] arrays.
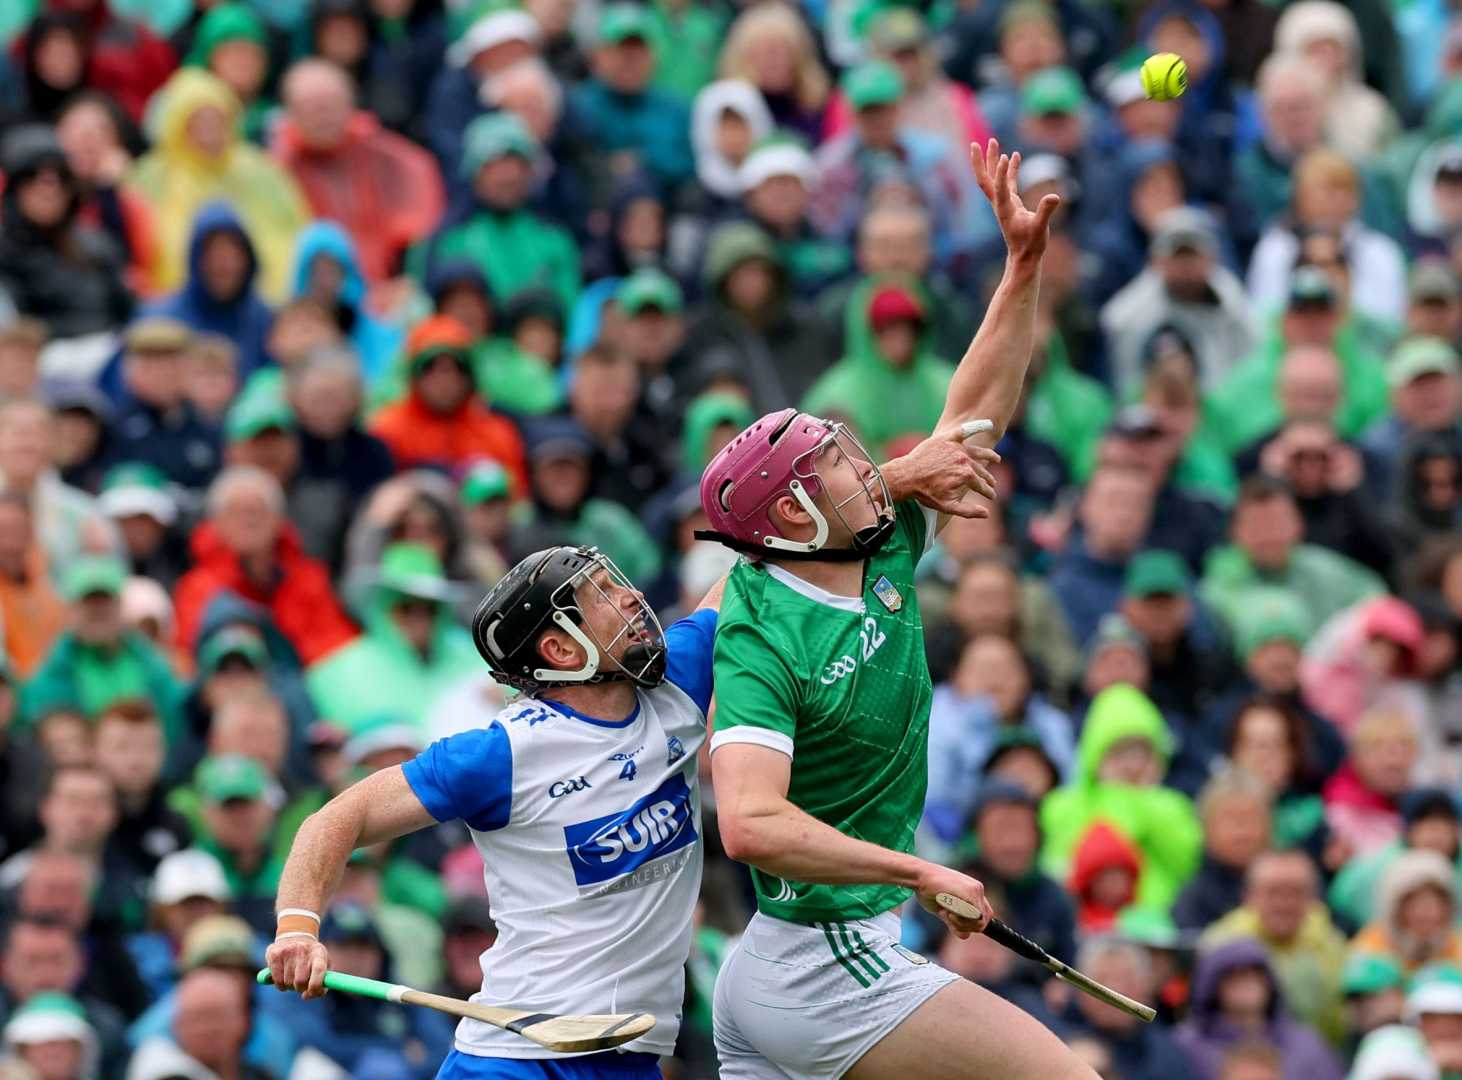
[[713, 909, 959, 1080]]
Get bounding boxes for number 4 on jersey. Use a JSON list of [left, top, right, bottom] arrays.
[[619, 760, 637, 781]]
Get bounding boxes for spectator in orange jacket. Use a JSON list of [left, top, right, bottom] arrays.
[[0, 489, 66, 678], [271, 59, 445, 287], [369, 316, 528, 493], [173, 465, 357, 665]]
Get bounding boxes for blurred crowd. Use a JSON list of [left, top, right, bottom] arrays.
[[0, 0, 1457, 1078]]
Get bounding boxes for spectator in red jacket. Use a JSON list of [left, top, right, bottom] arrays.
[[42, 0, 177, 122], [172, 464, 357, 665], [271, 59, 445, 286], [369, 316, 528, 492]]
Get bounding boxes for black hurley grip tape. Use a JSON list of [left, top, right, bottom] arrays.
[[601, 1014, 643, 1036], [505, 1013, 556, 1034], [984, 919, 1049, 965]]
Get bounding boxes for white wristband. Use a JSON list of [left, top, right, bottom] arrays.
[[277, 908, 321, 923], [274, 931, 318, 942], [960, 419, 994, 440]]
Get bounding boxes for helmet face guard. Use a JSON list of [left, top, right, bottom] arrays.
[[535, 552, 667, 688], [474, 546, 667, 695], [697, 414, 896, 562]]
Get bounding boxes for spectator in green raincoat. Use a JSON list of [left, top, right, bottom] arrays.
[[304, 543, 482, 735], [20, 556, 184, 742], [1039, 683, 1203, 912], [410, 111, 580, 314], [801, 277, 954, 457]]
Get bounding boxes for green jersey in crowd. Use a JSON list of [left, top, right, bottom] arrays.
[[710, 500, 937, 925]]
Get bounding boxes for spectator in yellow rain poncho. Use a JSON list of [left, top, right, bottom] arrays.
[[128, 68, 310, 303]]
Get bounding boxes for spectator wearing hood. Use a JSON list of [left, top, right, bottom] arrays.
[[1200, 476, 1385, 639], [1171, 768, 1275, 931], [1391, 432, 1462, 555], [507, 416, 661, 588], [810, 61, 975, 269], [690, 79, 772, 211], [172, 465, 357, 665], [1248, 151, 1408, 327], [2, 991, 98, 1080], [368, 316, 528, 489], [1102, 207, 1255, 399], [1068, 821, 1142, 934], [0, 124, 131, 342], [272, 58, 445, 287], [109, 319, 221, 493], [1202, 849, 1349, 1045], [582, 172, 677, 287], [142, 202, 275, 384], [1056, 936, 1193, 1080], [98, 463, 188, 594], [802, 280, 954, 459], [412, 111, 579, 315], [306, 543, 480, 736], [1301, 597, 1430, 735], [568, 4, 693, 190], [127, 69, 311, 303], [1352, 850, 1462, 975], [289, 221, 403, 388], [1039, 684, 1201, 912], [184, 3, 275, 145], [682, 221, 833, 413], [20, 556, 185, 737], [3, 12, 91, 134], [1362, 336, 1462, 499], [924, 634, 1075, 847], [1274, 1, 1399, 162], [1175, 937, 1343, 1079]]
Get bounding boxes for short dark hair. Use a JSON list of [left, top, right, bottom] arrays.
[[94, 698, 160, 728], [1235, 474, 1295, 512]]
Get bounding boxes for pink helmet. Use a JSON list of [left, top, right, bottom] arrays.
[[696, 408, 894, 560]]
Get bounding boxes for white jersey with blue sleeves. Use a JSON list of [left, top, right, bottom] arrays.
[[402, 609, 717, 1060]]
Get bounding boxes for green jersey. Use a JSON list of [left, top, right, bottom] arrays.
[[710, 501, 936, 924]]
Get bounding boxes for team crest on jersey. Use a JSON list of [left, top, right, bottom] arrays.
[[666, 735, 686, 767], [871, 575, 903, 612]]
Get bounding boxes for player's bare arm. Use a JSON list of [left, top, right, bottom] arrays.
[[265, 766, 436, 999], [713, 743, 992, 938], [935, 139, 1059, 450], [879, 430, 1001, 520]]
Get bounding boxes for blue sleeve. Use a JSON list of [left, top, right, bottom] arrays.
[[663, 608, 718, 717], [401, 722, 513, 832]]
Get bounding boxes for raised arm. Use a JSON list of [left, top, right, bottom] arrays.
[[264, 766, 437, 997], [935, 139, 1060, 447]]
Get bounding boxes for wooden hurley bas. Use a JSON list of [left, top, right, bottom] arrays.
[[257, 969, 657, 1053]]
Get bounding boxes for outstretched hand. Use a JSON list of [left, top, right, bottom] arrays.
[[884, 428, 1000, 520], [971, 138, 1060, 265]]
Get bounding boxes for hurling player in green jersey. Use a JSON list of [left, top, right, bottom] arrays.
[[696, 142, 1095, 1080]]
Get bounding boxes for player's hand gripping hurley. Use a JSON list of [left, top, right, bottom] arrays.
[[935, 894, 1158, 1023], [257, 968, 656, 1053]]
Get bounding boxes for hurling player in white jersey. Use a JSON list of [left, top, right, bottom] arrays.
[[265, 545, 722, 1080]]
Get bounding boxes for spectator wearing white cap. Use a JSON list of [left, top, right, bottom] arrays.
[[124, 849, 232, 999], [1405, 965, 1462, 1076], [1346, 1024, 1439, 1080], [1, 992, 98, 1080]]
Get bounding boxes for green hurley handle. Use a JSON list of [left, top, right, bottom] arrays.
[[257, 968, 406, 1002]]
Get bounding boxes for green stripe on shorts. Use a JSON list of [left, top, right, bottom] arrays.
[[852, 929, 891, 974], [818, 923, 871, 988], [832, 922, 884, 984]]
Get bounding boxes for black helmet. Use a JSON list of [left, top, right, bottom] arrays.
[[471, 546, 666, 695]]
